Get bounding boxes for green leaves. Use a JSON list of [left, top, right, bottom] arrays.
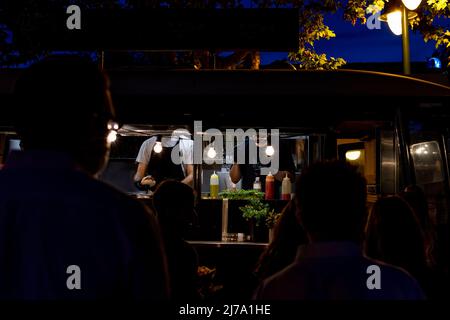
[[288, 1, 350, 70], [218, 189, 279, 227], [239, 198, 272, 226], [265, 211, 282, 229], [2, 0, 450, 69], [288, 48, 346, 70], [344, 0, 368, 25], [427, 0, 449, 11], [347, 0, 450, 68], [218, 189, 264, 200]]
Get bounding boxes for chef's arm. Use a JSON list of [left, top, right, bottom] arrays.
[[134, 162, 150, 190], [181, 164, 194, 187], [134, 162, 148, 182]]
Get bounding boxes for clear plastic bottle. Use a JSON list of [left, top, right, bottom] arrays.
[[253, 177, 261, 191]]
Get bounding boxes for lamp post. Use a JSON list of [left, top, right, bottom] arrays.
[[401, 4, 411, 74], [379, 0, 422, 75]]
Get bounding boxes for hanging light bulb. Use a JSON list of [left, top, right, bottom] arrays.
[[265, 145, 275, 157], [153, 141, 163, 153], [107, 130, 117, 144], [207, 146, 217, 159], [107, 120, 119, 130], [106, 121, 119, 144], [387, 10, 403, 36], [402, 0, 422, 11], [346, 150, 361, 161]]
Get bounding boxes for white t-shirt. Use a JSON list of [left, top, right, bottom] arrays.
[[136, 136, 193, 176]]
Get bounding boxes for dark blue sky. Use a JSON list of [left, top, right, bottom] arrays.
[[1, 3, 440, 67], [261, 10, 437, 65]]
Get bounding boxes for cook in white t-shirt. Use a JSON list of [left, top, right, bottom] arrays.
[[134, 135, 194, 190]]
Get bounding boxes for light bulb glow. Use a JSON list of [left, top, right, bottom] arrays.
[[153, 141, 163, 153], [207, 147, 217, 159], [414, 146, 429, 155], [346, 150, 362, 161], [107, 130, 117, 143], [402, 0, 422, 11], [387, 11, 403, 36], [265, 146, 275, 157], [107, 121, 119, 131]]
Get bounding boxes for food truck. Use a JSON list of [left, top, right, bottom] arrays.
[[1, 68, 449, 300]]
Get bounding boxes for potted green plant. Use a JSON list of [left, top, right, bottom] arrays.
[[239, 197, 276, 242], [239, 198, 271, 227], [265, 211, 282, 243], [219, 189, 275, 242]]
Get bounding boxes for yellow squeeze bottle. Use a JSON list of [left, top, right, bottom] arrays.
[[210, 171, 219, 199]]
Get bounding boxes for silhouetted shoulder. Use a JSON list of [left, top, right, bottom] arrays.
[[254, 256, 426, 300], [74, 170, 151, 213], [364, 257, 426, 300]]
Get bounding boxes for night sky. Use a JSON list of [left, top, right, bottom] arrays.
[[261, 10, 437, 65], [89, 0, 444, 66], [0, 3, 441, 67]]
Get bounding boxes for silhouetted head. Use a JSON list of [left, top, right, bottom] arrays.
[[271, 200, 307, 247], [365, 196, 427, 273], [295, 161, 367, 243], [401, 185, 430, 230], [13, 56, 115, 175], [153, 180, 195, 236], [255, 200, 307, 280], [401, 185, 435, 267]]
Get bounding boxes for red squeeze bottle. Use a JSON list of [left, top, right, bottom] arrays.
[[265, 172, 275, 200]]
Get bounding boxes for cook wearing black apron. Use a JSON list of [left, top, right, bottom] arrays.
[[146, 143, 185, 189]]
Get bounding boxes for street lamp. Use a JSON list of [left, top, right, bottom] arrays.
[[402, 0, 422, 10], [379, 0, 422, 75]]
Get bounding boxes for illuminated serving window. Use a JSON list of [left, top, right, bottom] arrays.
[[410, 141, 444, 185]]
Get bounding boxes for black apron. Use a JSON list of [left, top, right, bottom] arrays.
[[147, 144, 185, 189]]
